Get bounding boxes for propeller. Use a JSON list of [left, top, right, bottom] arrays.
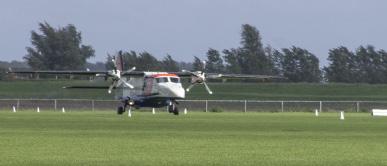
[[183, 60, 214, 95], [107, 56, 135, 94]]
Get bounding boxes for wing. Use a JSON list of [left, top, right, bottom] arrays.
[[207, 73, 285, 79], [171, 71, 284, 80], [8, 70, 145, 77], [7, 70, 107, 76]]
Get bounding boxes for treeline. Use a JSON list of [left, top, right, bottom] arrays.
[[105, 51, 191, 72], [105, 24, 322, 83], [191, 24, 321, 83], [2, 22, 387, 84], [324, 46, 387, 84]]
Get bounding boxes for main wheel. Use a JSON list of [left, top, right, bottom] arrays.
[[173, 106, 179, 115], [117, 106, 124, 115]]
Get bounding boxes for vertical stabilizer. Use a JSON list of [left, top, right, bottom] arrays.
[[116, 52, 124, 72]]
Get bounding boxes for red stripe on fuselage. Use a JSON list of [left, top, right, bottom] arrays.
[[151, 74, 178, 78]]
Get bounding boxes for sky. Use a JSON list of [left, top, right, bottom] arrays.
[[1, 0, 386, 66]]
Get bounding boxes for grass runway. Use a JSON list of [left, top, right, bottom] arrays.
[[0, 111, 387, 166]]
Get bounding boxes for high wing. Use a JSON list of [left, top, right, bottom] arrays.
[[172, 71, 284, 79], [8, 70, 106, 75], [8, 55, 145, 94], [206, 73, 284, 79], [8, 70, 145, 77], [171, 70, 285, 95]]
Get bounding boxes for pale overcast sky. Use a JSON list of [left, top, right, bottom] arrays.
[[1, 0, 386, 66]]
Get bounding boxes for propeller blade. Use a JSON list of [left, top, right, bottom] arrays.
[[203, 82, 213, 94], [122, 67, 136, 75], [108, 80, 118, 94], [116, 79, 123, 87], [115, 79, 134, 89], [108, 84, 114, 94], [186, 84, 196, 92], [121, 79, 134, 89]]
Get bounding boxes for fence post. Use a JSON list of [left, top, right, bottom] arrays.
[[244, 100, 247, 112], [92, 100, 95, 111], [281, 101, 284, 112], [54, 99, 57, 111], [205, 100, 208, 112], [319, 101, 322, 112], [356, 101, 360, 112]]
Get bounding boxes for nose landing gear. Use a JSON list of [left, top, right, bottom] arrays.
[[168, 102, 179, 115]]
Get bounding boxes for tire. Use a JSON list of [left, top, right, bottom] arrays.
[[117, 106, 124, 115], [173, 107, 179, 115]]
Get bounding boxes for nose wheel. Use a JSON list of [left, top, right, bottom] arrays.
[[168, 102, 179, 115]]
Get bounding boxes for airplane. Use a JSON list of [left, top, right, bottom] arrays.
[[8, 55, 283, 116]]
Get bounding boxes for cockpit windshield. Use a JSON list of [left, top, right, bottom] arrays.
[[156, 77, 168, 83], [170, 77, 180, 83], [156, 77, 180, 83]]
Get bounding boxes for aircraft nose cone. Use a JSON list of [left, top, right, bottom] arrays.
[[175, 87, 185, 99], [171, 86, 185, 99]]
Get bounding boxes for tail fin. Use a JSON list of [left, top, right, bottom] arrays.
[[116, 51, 124, 72]]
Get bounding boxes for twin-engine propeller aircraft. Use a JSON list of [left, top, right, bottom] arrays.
[[9, 55, 282, 115]]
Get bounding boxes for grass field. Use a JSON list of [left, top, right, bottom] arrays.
[[3, 80, 387, 100], [1, 111, 387, 166]]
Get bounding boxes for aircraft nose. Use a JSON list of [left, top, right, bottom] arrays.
[[169, 85, 185, 99], [174, 87, 185, 99]]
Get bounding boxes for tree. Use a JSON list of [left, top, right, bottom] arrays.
[[161, 55, 180, 72], [282, 46, 321, 82], [223, 49, 242, 74], [205, 48, 224, 73], [324, 46, 356, 83], [265, 46, 282, 75], [0, 67, 5, 80], [355, 45, 387, 83], [24, 22, 95, 70], [192, 56, 203, 71], [136, 52, 161, 71], [239, 24, 272, 74]]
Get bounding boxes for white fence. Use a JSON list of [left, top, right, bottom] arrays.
[[1, 99, 387, 112]]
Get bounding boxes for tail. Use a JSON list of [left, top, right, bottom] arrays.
[[116, 51, 125, 72]]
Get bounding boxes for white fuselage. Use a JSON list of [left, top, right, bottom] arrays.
[[117, 72, 185, 99]]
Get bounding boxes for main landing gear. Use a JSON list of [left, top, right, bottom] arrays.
[[117, 106, 125, 115], [117, 99, 133, 115]]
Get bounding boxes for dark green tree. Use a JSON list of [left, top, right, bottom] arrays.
[[265, 46, 282, 75], [282, 46, 321, 82], [324, 46, 356, 83], [192, 56, 203, 71], [354, 45, 385, 83], [223, 49, 242, 74], [24, 22, 95, 70], [205, 48, 224, 73], [0, 67, 6, 80], [161, 55, 180, 72], [239, 24, 272, 74], [136, 52, 161, 71]]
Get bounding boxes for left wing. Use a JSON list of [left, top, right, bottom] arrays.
[[171, 70, 285, 95], [8, 70, 107, 76], [8, 70, 145, 77]]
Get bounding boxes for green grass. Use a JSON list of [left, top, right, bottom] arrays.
[[3, 80, 387, 100], [0, 111, 387, 165]]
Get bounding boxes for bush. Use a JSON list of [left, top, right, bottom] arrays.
[[0, 67, 6, 80], [210, 107, 223, 113]]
